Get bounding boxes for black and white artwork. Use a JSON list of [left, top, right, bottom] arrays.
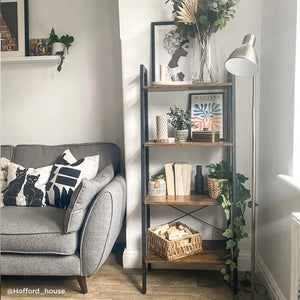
[[151, 22, 192, 83]]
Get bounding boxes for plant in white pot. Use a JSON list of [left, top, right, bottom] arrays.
[[167, 105, 194, 142], [48, 28, 74, 72]]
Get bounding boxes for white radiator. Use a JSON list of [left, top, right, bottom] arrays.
[[291, 213, 300, 300]]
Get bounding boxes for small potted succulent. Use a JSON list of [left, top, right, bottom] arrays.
[[48, 28, 74, 71], [167, 105, 194, 142], [148, 172, 166, 196]]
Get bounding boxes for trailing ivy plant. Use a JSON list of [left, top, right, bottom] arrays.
[[206, 160, 255, 282]]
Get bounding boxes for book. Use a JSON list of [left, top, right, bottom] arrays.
[[164, 163, 175, 196], [174, 163, 192, 196]]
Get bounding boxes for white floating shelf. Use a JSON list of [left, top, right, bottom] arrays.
[[1, 55, 60, 63]]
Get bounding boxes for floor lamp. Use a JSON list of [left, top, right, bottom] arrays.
[[225, 34, 259, 299]]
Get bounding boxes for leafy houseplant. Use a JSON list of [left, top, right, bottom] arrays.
[[48, 28, 74, 72], [167, 105, 194, 142], [165, 0, 240, 82], [206, 160, 253, 282]]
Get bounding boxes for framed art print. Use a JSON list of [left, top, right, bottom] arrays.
[[190, 93, 224, 138], [1, 0, 29, 57], [151, 21, 192, 83]]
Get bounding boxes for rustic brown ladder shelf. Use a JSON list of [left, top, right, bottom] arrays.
[[140, 65, 238, 295]]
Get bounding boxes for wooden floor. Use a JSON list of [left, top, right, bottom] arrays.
[[0, 249, 270, 300]]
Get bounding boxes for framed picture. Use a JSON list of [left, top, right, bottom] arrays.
[[151, 21, 192, 83], [30, 38, 52, 56], [190, 93, 224, 138], [1, 0, 29, 57]]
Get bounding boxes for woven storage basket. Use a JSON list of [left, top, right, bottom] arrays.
[[147, 222, 202, 261], [207, 177, 228, 199]]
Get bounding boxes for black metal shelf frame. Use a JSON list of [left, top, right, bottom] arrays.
[[140, 64, 237, 295]]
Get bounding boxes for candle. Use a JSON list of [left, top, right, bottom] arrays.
[[156, 115, 168, 140], [160, 65, 166, 82]]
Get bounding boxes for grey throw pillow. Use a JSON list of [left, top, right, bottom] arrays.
[[64, 164, 114, 233]]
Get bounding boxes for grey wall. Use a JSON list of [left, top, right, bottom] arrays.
[[1, 0, 124, 158], [257, 0, 300, 298]]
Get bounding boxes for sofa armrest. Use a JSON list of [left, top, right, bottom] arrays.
[[79, 175, 126, 276]]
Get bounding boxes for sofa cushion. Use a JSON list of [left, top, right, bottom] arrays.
[[46, 150, 99, 209], [4, 162, 52, 207], [1, 157, 10, 207], [64, 164, 114, 233], [1, 206, 78, 255], [12, 143, 121, 173]]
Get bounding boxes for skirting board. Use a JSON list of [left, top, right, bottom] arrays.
[[123, 248, 250, 271], [257, 254, 286, 300]]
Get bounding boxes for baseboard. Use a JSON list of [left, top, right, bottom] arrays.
[[122, 249, 142, 268], [238, 251, 251, 271], [256, 254, 286, 300]]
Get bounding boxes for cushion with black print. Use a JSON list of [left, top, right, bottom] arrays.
[[3, 162, 52, 207], [45, 149, 99, 209]]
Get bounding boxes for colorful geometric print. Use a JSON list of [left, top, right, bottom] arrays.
[[192, 102, 222, 131]]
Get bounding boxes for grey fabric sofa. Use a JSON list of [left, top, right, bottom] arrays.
[[0, 143, 126, 293]]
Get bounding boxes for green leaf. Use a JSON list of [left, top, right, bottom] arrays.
[[233, 216, 244, 227], [224, 274, 230, 281], [222, 228, 234, 239], [225, 259, 232, 265], [226, 239, 236, 249], [199, 15, 209, 24], [230, 261, 237, 271], [220, 268, 227, 275], [224, 208, 230, 220]]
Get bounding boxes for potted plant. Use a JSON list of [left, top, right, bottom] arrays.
[[48, 28, 74, 72], [206, 160, 230, 199], [167, 105, 194, 142], [165, 0, 240, 83], [206, 160, 254, 281], [148, 172, 166, 196]]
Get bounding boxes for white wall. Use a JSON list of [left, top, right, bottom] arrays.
[[1, 0, 123, 155], [257, 0, 300, 299], [119, 0, 261, 269]]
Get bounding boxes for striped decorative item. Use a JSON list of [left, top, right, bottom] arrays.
[[156, 115, 168, 140]]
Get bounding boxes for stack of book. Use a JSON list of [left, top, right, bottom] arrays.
[[164, 163, 192, 196]]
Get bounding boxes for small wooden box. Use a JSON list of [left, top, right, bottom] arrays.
[[192, 129, 220, 143], [147, 222, 202, 261]]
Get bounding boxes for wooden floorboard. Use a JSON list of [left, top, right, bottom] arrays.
[[0, 248, 270, 300]]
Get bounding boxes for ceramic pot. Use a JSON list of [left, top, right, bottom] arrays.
[[52, 42, 65, 56], [175, 129, 189, 142]]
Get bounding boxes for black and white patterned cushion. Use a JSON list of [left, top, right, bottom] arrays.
[[3, 162, 52, 207], [45, 149, 99, 209]]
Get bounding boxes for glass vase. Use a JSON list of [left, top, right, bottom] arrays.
[[191, 32, 219, 83]]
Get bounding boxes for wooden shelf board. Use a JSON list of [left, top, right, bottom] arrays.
[[145, 193, 219, 206], [144, 141, 233, 147], [145, 240, 227, 265], [1, 56, 60, 63], [144, 82, 232, 90]]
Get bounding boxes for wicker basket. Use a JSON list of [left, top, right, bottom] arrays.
[[207, 177, 228, 199], [147, 222, 202, 261]]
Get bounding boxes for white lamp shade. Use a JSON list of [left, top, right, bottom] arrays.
[[225, 34, 259, 77]]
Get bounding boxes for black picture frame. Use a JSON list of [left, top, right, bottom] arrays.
[[151, 21, 174, 82], [1, 0, 29, 57], [189, 92, 225, 139]]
